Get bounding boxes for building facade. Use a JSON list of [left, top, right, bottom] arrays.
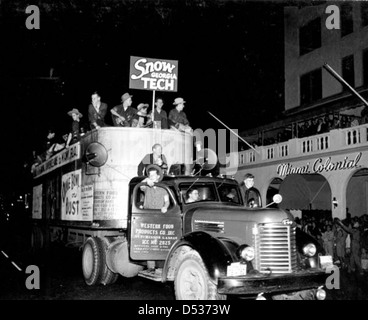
[[227, 2, 368, 220]]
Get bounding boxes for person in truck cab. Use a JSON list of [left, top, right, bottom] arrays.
[[247, 198, 258, 208], [140, 165, 169, 213], [225, 188, 240, 203], [241, 173, 262, 208], [186, 188, 200, 203]]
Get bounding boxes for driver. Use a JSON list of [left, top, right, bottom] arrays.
[[186, 188, 200, 203]]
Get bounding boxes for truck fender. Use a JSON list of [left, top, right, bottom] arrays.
[[162, 231, 238, 282]]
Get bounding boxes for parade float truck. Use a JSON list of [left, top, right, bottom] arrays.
[[31, 127, 329, 300]]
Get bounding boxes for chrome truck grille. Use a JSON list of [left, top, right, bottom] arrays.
[[253, 223, 297, 274]]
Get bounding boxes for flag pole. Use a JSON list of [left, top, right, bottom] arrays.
[[152, 90, 156, 124], [208, 111, 260, 154]]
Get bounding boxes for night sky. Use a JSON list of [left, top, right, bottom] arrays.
[[0, 0, 285, 193]]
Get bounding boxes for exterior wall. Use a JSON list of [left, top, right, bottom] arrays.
[[284, 2, 368, 110], [229, 3, 368, 221], [228, 124, 368, 219]]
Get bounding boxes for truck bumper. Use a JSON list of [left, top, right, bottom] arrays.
[[217, 269, 328, 296]]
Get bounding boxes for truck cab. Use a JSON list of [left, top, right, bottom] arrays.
[[100, 175, 329, 300]]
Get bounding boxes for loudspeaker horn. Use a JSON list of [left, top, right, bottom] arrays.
[[84, 142, 108, 167], [196, 148, 218, 171]]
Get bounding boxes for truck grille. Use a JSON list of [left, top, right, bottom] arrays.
[[193, 220, 225, 233], [253, 223, 297, 274]]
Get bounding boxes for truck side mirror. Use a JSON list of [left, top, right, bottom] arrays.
[[195, 148, 218, 174], [264, 194, 283, 208], [273, 194, 282, 204]]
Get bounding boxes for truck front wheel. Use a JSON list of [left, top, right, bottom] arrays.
[[174, 249, 225, 300], [100, 237, 119, 285], [82, 237, 103, 286]]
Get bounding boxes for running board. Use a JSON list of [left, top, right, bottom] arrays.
[[138, 269, 163, 282]]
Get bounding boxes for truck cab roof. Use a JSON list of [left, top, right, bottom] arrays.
[[130, 174, 238, 186], [130, 174, 243, 206]]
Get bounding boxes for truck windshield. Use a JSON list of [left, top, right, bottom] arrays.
[[179, 183, 218, 204], [216, 183, 242, 205]]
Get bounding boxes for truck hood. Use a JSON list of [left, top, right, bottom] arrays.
[[186, 204, 294, 246], [189, 204, 294, 225]]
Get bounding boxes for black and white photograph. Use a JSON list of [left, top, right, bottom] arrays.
[[0, 0, 368, 305]]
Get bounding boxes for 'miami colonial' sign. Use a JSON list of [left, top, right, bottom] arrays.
[[129, 56, 178, 91], [277, 152, 362, 177]]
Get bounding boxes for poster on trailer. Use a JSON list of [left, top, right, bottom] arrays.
[[32, 184, 42, 219], [61, 169, 85, 221], [129, 56, 178, 91]]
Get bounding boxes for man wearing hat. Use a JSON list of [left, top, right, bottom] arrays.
[[131, 103, 151, 128], [88, 91, 108, 130], [241, 173, 262, 208], [66, 108, 83, 147], [111, 92, 137, 127], [168, 97, 192, 133]]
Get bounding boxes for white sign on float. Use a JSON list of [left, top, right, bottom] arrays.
[[81, 185, 94, 221], [61, 169, 84, 221], [129, 56, 178, 92], [32, 184, 43, 219], [33, 143, 80, 178]]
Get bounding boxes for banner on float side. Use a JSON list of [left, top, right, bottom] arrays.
[[129, 56, 178, 92]]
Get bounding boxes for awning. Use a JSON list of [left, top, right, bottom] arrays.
[[279, 174, 331, 211]]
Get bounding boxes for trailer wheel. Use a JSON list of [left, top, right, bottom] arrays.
[[99, 237, 119, 285], [82, 237, 103, 286], [30, 226, 44, 254], [174, 249, 225, 300]]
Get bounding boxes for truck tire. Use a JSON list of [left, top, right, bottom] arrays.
[[99, 237, 119, 285], [174, 249, 225, 300], [82, 237, 104, 286], [30, 226, 44, 254]]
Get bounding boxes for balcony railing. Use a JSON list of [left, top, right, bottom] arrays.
[[237, 124, 368, 166]]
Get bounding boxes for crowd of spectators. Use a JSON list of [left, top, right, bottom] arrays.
[[294, 113, 364, 139], [294, 211, 368, 274], [241, 108, 368, 150]]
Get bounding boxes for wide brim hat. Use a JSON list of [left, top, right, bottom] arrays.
[[146, 164, 164, 182], [67, 108, 83, 118], [137, 103, 149, 111], [121, 93, 133, 103], [173, 97, 186, 105]]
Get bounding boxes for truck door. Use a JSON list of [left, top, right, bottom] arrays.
[[129, 183, 182, 260]]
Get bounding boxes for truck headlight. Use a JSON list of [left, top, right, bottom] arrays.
[[236, 244, 255, 261], [303, 243, 316, 257], [316, 288, 326, 300]]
